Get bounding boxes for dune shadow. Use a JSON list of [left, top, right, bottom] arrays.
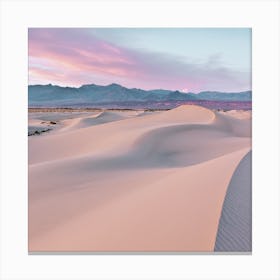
[[214, 151, 252, 252], [79, 122, 250, 172]]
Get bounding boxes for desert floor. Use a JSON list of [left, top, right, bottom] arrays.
[[28, 105, 252, 252]]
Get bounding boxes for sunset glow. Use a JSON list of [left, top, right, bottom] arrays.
[[29, 28, 251, 92]]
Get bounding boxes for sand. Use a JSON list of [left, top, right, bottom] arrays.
[[214, 151, 252, 252], [28, 105, 252, 252]]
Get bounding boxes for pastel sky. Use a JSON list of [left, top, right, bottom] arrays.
[[28, 28, 251, 92]]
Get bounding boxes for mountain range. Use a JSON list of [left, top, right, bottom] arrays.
[[28, 83, 252, 107]]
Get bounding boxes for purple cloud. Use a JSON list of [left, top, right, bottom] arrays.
[[28, 28, 251, 92]]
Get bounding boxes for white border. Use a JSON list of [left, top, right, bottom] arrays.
[[1, 0, 279, 279]]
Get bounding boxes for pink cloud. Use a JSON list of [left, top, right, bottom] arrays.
[[28, 28, 251, 92]]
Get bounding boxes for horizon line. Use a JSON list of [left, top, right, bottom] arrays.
[[28, 83, 252, 94]]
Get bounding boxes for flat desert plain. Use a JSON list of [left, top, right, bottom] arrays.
[[28, 105, 252, 252]]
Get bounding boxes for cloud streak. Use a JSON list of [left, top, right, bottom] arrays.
[[28, 28, 251, 92]]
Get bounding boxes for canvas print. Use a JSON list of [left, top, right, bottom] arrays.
[[28, 28, 252, 252]]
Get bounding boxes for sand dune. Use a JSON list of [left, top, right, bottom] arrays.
[[28, 105, 251, 252], [214, 151, 252, 252], [29, 106, 219, 164], [58, 110, 139, 132]]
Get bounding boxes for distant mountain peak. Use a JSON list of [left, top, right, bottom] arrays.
[[28, 83, 252, 108], [108, 83, 123, 88], [79, 83, 98, 89]]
